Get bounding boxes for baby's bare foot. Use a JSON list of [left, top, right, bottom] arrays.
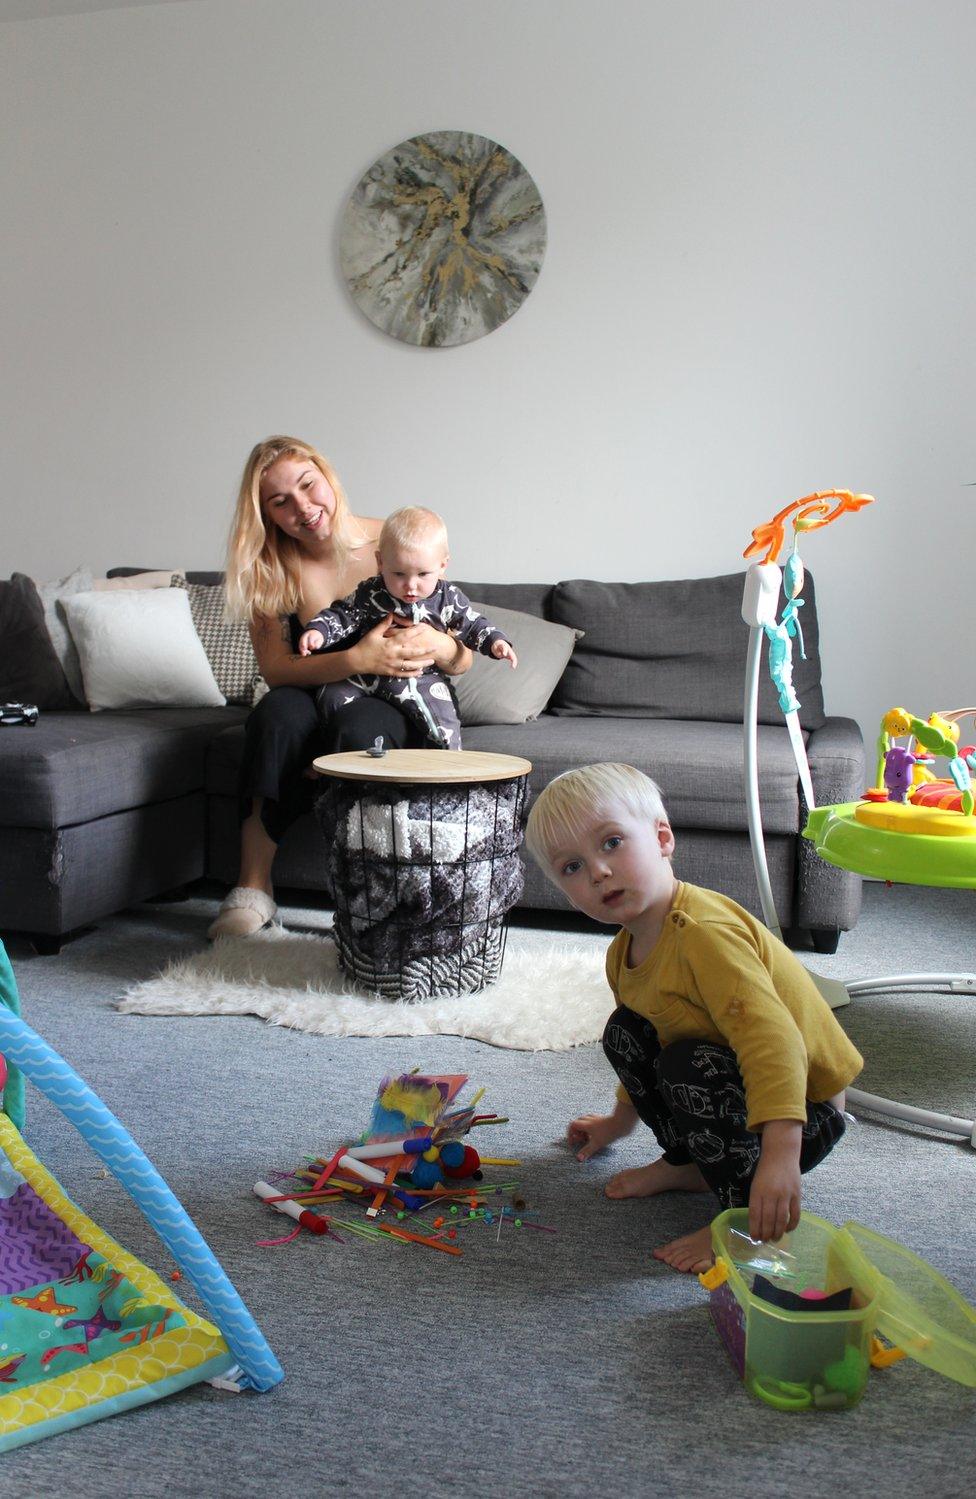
[[652, 1224, 715, 1274], [604, 1159, 709, 1200]]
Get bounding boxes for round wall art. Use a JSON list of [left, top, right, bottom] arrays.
[[339, 131, 547, 348]]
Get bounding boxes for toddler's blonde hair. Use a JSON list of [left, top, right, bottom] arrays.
[[378, 506, 449, 559], [525, 763, 669, 876]]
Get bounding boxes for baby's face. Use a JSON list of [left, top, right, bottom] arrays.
[[377, 541, 448, 604]]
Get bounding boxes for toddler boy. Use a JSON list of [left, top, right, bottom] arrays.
[[524, 763, 863, 1273]]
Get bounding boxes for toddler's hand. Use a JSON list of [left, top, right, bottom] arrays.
[[748, 1135, 802, 1243], [492, 639, 518, 669], [298, 628, 325, 657], [567, 1112, 624, 1162]]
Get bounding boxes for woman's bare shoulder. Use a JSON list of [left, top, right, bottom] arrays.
[[350, 515, 384, 547]]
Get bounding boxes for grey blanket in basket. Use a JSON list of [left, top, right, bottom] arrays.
[[316, 779, 526, 996]]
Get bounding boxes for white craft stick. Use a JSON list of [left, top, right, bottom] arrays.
[[253, 1180, 328, 1236], [345, 1136, 431, 1161]]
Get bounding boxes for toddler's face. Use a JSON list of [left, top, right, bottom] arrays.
[[377, 541, 448, 604], [546, 807, 675, 928]]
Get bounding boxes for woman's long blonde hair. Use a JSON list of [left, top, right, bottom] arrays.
[[224, 436, 361, 622]]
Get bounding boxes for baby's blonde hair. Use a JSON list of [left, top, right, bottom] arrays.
[[378, 506, 449, 559], [525, 763, 669, 877], [224, 435, 361, 622]]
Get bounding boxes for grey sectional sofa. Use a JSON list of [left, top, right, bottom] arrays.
[[0, 569, 864, 951]]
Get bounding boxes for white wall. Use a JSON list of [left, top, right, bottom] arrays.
[[3, 0, 974, 744]]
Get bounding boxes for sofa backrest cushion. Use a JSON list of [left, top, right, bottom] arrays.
[[546, 571, 826, 730], [452, 582, 552, 619], [108, 568, 223, 587]]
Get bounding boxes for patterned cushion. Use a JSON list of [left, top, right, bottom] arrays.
[[170, 578, 263, 706]]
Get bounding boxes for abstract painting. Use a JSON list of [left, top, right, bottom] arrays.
[[340, 131, 547, 347]]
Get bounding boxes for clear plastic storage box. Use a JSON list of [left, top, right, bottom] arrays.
[[702, 1209, 976, 1411]]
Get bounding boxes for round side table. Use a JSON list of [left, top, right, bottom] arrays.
[[312, 749, 532, 1000]]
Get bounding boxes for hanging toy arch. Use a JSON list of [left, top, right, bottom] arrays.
[[741, 490, 976, 1146]]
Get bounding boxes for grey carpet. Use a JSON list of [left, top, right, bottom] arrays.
[[2, 883, 976, 1497]]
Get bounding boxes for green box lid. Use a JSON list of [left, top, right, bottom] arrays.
[[837, 1222, 976, 1386]]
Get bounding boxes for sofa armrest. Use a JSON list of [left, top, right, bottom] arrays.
[[805, 716, 866, 807], [797, 715, 866, 934]]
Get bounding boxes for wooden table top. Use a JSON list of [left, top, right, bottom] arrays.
[[311, 748, 533, 785]]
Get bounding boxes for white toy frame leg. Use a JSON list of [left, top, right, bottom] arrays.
[[742, 565, 976, 1148]]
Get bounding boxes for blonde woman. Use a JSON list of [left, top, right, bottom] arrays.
[[210, 436, 472, 938]]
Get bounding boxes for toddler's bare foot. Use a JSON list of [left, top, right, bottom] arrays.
[[652, 1224, 715, 1274], [604, 1159, 709, 1200]]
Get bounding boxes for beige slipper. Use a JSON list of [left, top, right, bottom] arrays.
[[207, 886, 277, 940]]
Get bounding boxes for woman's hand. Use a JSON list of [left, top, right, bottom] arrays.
[[423, 624, 473, 676], [349, 615, 434, 678]]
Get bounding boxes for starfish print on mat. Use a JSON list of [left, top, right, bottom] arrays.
[[62, 1304, 122, 1343], [11, 1286, 77, 1316]]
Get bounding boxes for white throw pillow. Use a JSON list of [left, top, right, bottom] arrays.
[[62, 589, 226, 712]]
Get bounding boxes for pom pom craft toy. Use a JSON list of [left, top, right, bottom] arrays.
[[741, 493, 976, 1146], [0, 939, 282, 1452], [699, 1208, 976, 1412]]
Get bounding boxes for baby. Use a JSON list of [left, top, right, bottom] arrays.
[[298, 506, 517, 750], [525, 762, 863, 1273]]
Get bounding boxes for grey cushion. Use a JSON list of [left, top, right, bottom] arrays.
[[0, 574, 82, 710], [453, 602, 580, 726], [0, 706, 247, 829], [547, 571, 826, 731]]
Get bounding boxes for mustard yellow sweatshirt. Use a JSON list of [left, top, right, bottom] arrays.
[[607, 882, 863, 1130]]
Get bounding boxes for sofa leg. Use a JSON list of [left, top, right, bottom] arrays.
[[3, 927, 93, 958], [810, 927, 841, 955], [152, 884, 192, 903], [28, 934, 64, 957]]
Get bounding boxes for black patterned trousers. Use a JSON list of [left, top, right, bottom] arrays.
[[602, 1005, 846, 1209]]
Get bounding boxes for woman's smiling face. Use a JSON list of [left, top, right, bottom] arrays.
[[259, 455, 337, 543]]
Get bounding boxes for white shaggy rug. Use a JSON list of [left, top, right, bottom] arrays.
[[117, 922, 613, 1051]]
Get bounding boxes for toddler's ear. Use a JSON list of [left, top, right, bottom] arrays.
[[657, 820, 676, 859]]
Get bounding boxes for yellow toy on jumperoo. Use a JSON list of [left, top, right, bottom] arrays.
[[804, 706, 976, 888]]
